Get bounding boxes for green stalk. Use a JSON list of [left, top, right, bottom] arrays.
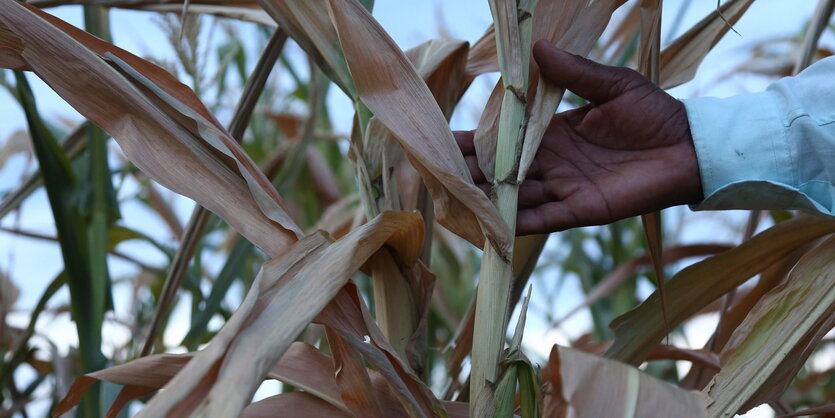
[[15, 72, 105, 418], [352, 104, 417, 370], [83, 2, 117, 331], [471, 0, 537, 411]]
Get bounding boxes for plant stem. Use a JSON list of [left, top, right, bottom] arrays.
[[471, 89, 524, 408], [353, 106, 418, 370], [471, 0, 537, 411]]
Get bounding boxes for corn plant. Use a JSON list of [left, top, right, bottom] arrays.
[[1, 0, 835, 417]]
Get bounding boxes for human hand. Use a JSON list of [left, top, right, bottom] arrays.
[[457, 41, 703, 235]]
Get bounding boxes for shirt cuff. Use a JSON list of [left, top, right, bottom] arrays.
[[682, 91, 797, 211]]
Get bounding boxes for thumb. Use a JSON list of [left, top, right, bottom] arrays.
[[533, 40, 639, 105]]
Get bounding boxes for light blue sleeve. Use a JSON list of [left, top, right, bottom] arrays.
[[682, 56, 835, 216]]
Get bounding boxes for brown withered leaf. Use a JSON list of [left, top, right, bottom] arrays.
[[257, 0, 356, 97], [465, 28, 498, 79], [317, 283, 445, 418], [706, 235, 835, 416], [557, 244, 733, 325], [56, 212, 426, 417], [139, 212, 423, 417], [53, 353, 192, 417], [0, 2, 302, 256], [325, 326, 386, 417], [242, 392, 351, 418], [680, 245, 809, 391], [606, 216, 835, 366], [326, 0, 511, 254], [543, 345, 708, 418]]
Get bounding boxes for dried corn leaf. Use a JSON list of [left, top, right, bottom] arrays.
[[516, 0, 626, 182], [638, 0, 662, 80], [257, 0, 356, 96], [268, 342, 349, 413], [60, 212, 425, 417], [793, 0, 835, 73], [680, 246, 808, 391], [705, 235, 835, 417], [242, 392, 351, 418], [137, 211, 422, 417], [325, 327, 385, 417], [646, 345, 720, 370], [465, 28, 498, 79], [606, 216, 835, 365], [57, 341, 350, 416], [0, 2, 302, 257], [543, 345, 708, 418], [395, 38, 470, 216], [326, 0, 511, 253], [659, 0, 755, 89], [316, 283, 444, 418], [53, 353, 192, 417], [140, 4, 275, 26], [405, 38, 470, 119], [488, 0, 524, 91], [557, 244, 733, 325], [592, 2, 640, 63]]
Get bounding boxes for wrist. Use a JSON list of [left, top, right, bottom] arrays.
[[668, 100, 704, 206]]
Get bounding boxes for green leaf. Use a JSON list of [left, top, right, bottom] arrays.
[[15, 72, 106, 418], [182, 239, 255, 349]]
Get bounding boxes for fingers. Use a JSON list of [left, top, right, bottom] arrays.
[[466, 155, 487, 184], [517, 180, 551, 209], [532, 40, 641, 105], [454, 130, 476, 155], [516, 201, 579, 235], [455, 130, 488, 184]]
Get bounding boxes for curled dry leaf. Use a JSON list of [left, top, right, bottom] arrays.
[[543, 345, 708, 418], [56, 211, 428, 417], [140, 212, 423, 417], [257, 0, 356, 97], [606, 216, 835, 366], [465, 28, 498, 79], [574, 339, 720, 371], [324, 327, 385, 417], [326, 0, 511, 254], [680, 245, 810, 391], [53, 353, 192, 417], [405, 38, 470, 119], [705, 235, 835, 417], [316, 283, 444, 418], [0, 2, 302, 256]]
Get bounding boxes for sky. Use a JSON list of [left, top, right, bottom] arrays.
[[0, 1, 832, 417]]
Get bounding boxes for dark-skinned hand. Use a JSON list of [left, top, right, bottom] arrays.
[[456, 40, 704, 235]]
